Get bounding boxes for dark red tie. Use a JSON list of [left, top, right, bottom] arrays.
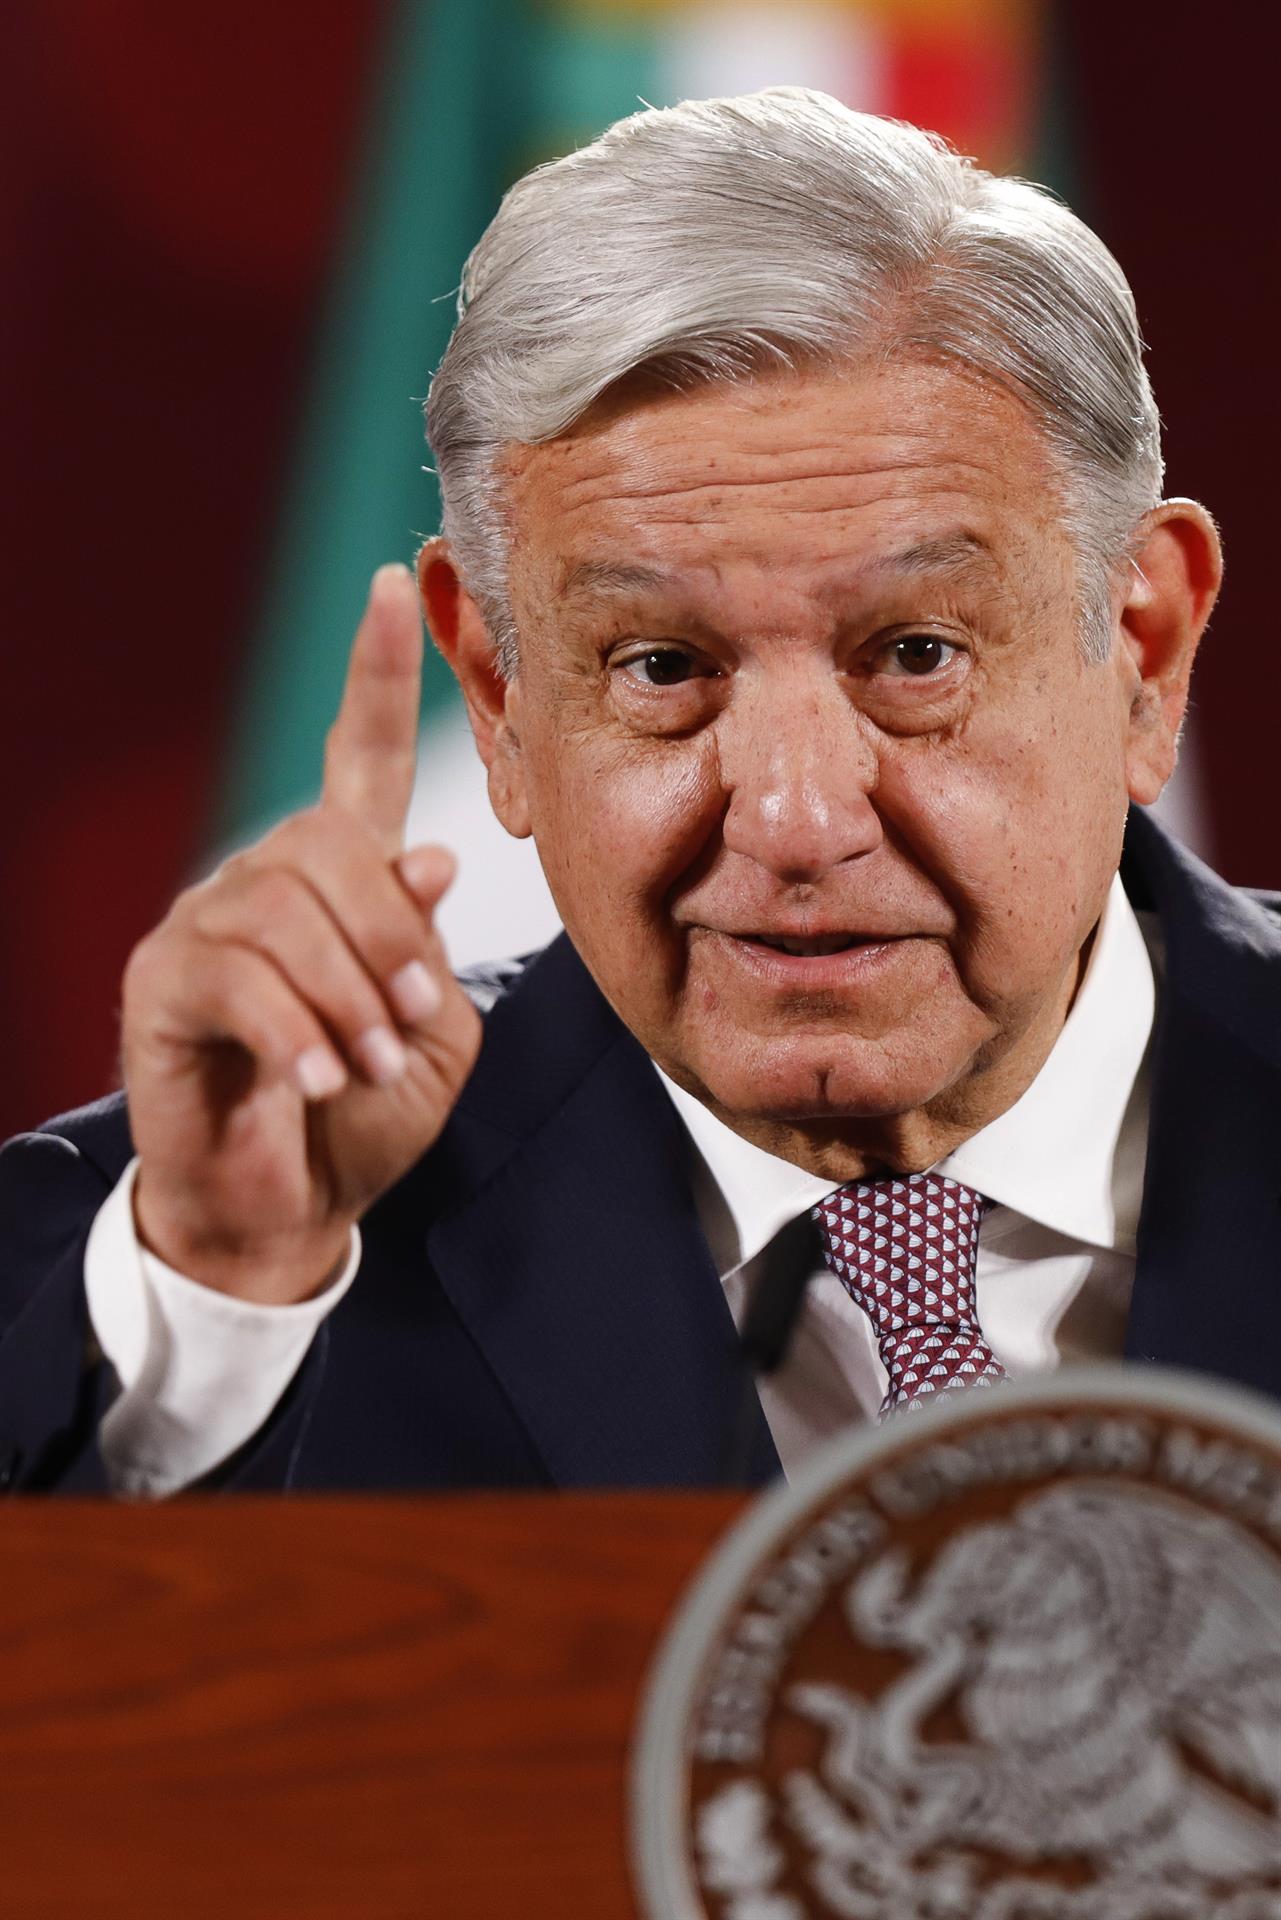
[[812, 1173, 1006, 1418]]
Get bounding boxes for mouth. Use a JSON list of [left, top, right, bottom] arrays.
[[742, 932, 874, 957], [695, 927, 914, 988]]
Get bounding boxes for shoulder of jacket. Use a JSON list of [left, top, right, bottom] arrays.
[[3, 1091, 134, 1195]]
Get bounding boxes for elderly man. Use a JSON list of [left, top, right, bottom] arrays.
[[1, 91, 1275, 1496]]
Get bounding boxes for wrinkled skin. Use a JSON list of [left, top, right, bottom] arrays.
[[423, 358, 1220, 1182]]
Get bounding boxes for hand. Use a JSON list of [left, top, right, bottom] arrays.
[[123, 564, 482, 1303]]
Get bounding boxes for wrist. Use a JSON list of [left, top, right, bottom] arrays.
[[132, 1173, 354, 1306]]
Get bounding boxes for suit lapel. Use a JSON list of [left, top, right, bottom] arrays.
[[426, 938, 780, 1489], [1122, 811, 1281, 1398]]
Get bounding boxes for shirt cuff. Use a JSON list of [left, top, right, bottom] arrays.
[[85, 1158, 360, 1498]]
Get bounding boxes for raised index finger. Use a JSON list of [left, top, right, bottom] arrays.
[[322, 564, 423, 855]]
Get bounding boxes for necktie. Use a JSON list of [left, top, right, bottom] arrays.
[[812, 1173, 1006, 1418]]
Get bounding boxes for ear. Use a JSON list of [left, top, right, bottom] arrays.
[[1118, 500, 1223, 806], [416, 537, 532, 839]]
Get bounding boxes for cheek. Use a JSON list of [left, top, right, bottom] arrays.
[[879, 704, 1125, 991], [522, 731, 722, 933]]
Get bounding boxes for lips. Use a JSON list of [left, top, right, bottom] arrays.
[[747, 933, 870, 956], [692, 925, 915, 989]]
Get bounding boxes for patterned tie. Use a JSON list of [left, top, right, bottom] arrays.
[[812, 1173, 1006, 1418]]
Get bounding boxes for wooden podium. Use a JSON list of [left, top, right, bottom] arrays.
[[0, 1494, 744, 1917]]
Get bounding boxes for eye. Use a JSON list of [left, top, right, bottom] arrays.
[[620, 648, 707, 687], [881, 635, 961, 677]]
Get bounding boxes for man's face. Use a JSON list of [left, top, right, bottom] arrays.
[[494, 359, 1140, 1172]]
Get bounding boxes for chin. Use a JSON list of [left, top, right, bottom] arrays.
[[690, 1030, 966, 1126]]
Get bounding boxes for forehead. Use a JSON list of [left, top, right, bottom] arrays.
[[504, 357, 1071, 605]]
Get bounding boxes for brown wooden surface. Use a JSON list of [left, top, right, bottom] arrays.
[[0, 1493, 745, 1918]]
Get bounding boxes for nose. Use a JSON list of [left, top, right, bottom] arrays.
[[719, 678, 883, 883]]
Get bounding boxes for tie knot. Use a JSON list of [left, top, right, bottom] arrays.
[[812, 1173, 987, 1296], [812, 1172, 1001, 1415]]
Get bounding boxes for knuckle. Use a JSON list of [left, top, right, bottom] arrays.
[[260, 807, 320, 860], [121, 929, 163, 1005], [274, 800, 376, 872], [244, 865, 309, 927], [323, 794, 383, 851], [186, 865, 297, 940], [209, 847, 252, 886], [263, 802, 351, 865], [290, 801, 330, 838], [156, 871, 215, 932]]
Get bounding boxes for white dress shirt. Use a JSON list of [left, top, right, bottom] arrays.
[[85, 874, 1155, 1495]]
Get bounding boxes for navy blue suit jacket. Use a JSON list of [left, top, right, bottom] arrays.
[[1, 809, 1278, 1495]]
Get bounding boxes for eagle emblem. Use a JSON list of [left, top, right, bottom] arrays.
[[699, 1481, 1281, 1918]]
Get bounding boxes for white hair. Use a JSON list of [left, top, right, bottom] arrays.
[[425, 88, 1164, 676]]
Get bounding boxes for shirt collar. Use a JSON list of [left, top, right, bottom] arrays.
[[938, 872, 1153, 1251], [656, 872, 1155, 1269]]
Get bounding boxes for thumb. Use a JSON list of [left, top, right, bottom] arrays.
[[397, 843, 458, 918]]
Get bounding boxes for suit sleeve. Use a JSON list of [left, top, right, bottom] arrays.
[[0, 1130, 114, 1490], [0, 1118, 337, 1494]]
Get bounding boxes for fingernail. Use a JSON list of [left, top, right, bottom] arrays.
[[355, 1024, 409, 1085], [295, 1046, 346, 1101], [388, 960, 441, 1024]]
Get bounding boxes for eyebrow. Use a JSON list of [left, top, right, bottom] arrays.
[[861, 531, 993, 578], [810, 531, 997, 603], [557, 533, 993, 606], [558, 560, 674, 601]]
